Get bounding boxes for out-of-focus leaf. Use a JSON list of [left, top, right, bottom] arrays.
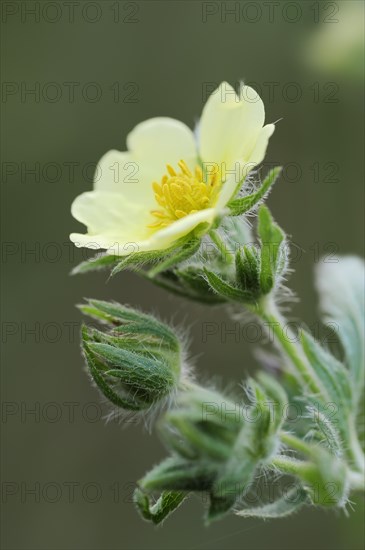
[[315, 256, 365, 409]]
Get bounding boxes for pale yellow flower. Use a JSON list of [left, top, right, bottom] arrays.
[[70, 82, 275, 256]]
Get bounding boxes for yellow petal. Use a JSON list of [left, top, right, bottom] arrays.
[[199, 82, 266, 169], [247, 124, 276, 167], [71, 191, 153, 246], [126, 117, 197, 178]]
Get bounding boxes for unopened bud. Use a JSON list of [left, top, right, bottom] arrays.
[[80, 300, 184, 412]]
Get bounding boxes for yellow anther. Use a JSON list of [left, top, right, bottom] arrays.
[[166, 164, 176, 177], [148, 159, 221, 230]]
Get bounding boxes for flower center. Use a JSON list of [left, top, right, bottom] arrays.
[[149, 160, 221, 229]]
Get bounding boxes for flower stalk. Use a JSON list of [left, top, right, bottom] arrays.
[[255, 298, 323, 396]]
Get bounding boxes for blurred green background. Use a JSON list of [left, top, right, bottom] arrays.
[[2, 1, 364, 549]]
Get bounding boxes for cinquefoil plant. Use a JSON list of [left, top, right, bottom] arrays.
[[71, 82, 364, 525]]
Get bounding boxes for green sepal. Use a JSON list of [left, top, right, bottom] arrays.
[[82, 330, 141, 411], [87, 342, 176, 402], [147, 239, 201, 277], [235, 245, 261, 301], [79, 299, 149, 325], [173, 266, 227, 304], [140, 457, 217, 492], [228, 167, 282, 216], [134, 488, 188, 525], [144, 269, 223, 304], [150, 265, 228, 305], [236, 487, 308, 518], [299, 448, 348, 507], [255, 372, 288, 434], [165, 411, 233, 462], [71, 253, 120, 275], [110, 237, 200, 278], [305, 404, 343, 457], [213, 455, 256, 502], [203, 268, 250, 302], [79, 299, 179, 350], [206, 492, 237, 523], [80, 301, 182, 411], [160, 386, 242, 463], [258, 205, 286, 294]]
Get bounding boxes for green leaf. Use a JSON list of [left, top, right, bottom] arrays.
[[147, 239, 201, 277], [236, 487, 308, 518], [301, 331, 352, 406], [258, 205, 286, 294], [71, 253, 119, 275], [228, 167, 282, 216], [315, 257, 365, 409], [203, 269, 248, 302], [134, 488, 188, 525]]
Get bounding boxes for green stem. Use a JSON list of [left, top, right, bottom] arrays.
[[271, 456, 311, 477], [272, 456, 364, 493], [258, 300, 365, 476], [256, 298, 323, 396], [209, 229, 234, 265], [280, 432, 313, 457]]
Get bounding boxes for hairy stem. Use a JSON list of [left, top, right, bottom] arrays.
[[272, 457, 365, 492], [271, 456, 312, 477], [256, 298, 323, 396], [209, 229, 234, 265], [280, 432, 314, 456]]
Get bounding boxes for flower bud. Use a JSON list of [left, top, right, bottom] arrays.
[[203, 206, 288, 306], [297, 447, 348, 508], [80, 299, 183, 412], [235, 245, 261, 303], [140, 377, 286, 522]]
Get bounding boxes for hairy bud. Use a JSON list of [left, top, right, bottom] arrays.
[[80, 299, 184, 412]]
